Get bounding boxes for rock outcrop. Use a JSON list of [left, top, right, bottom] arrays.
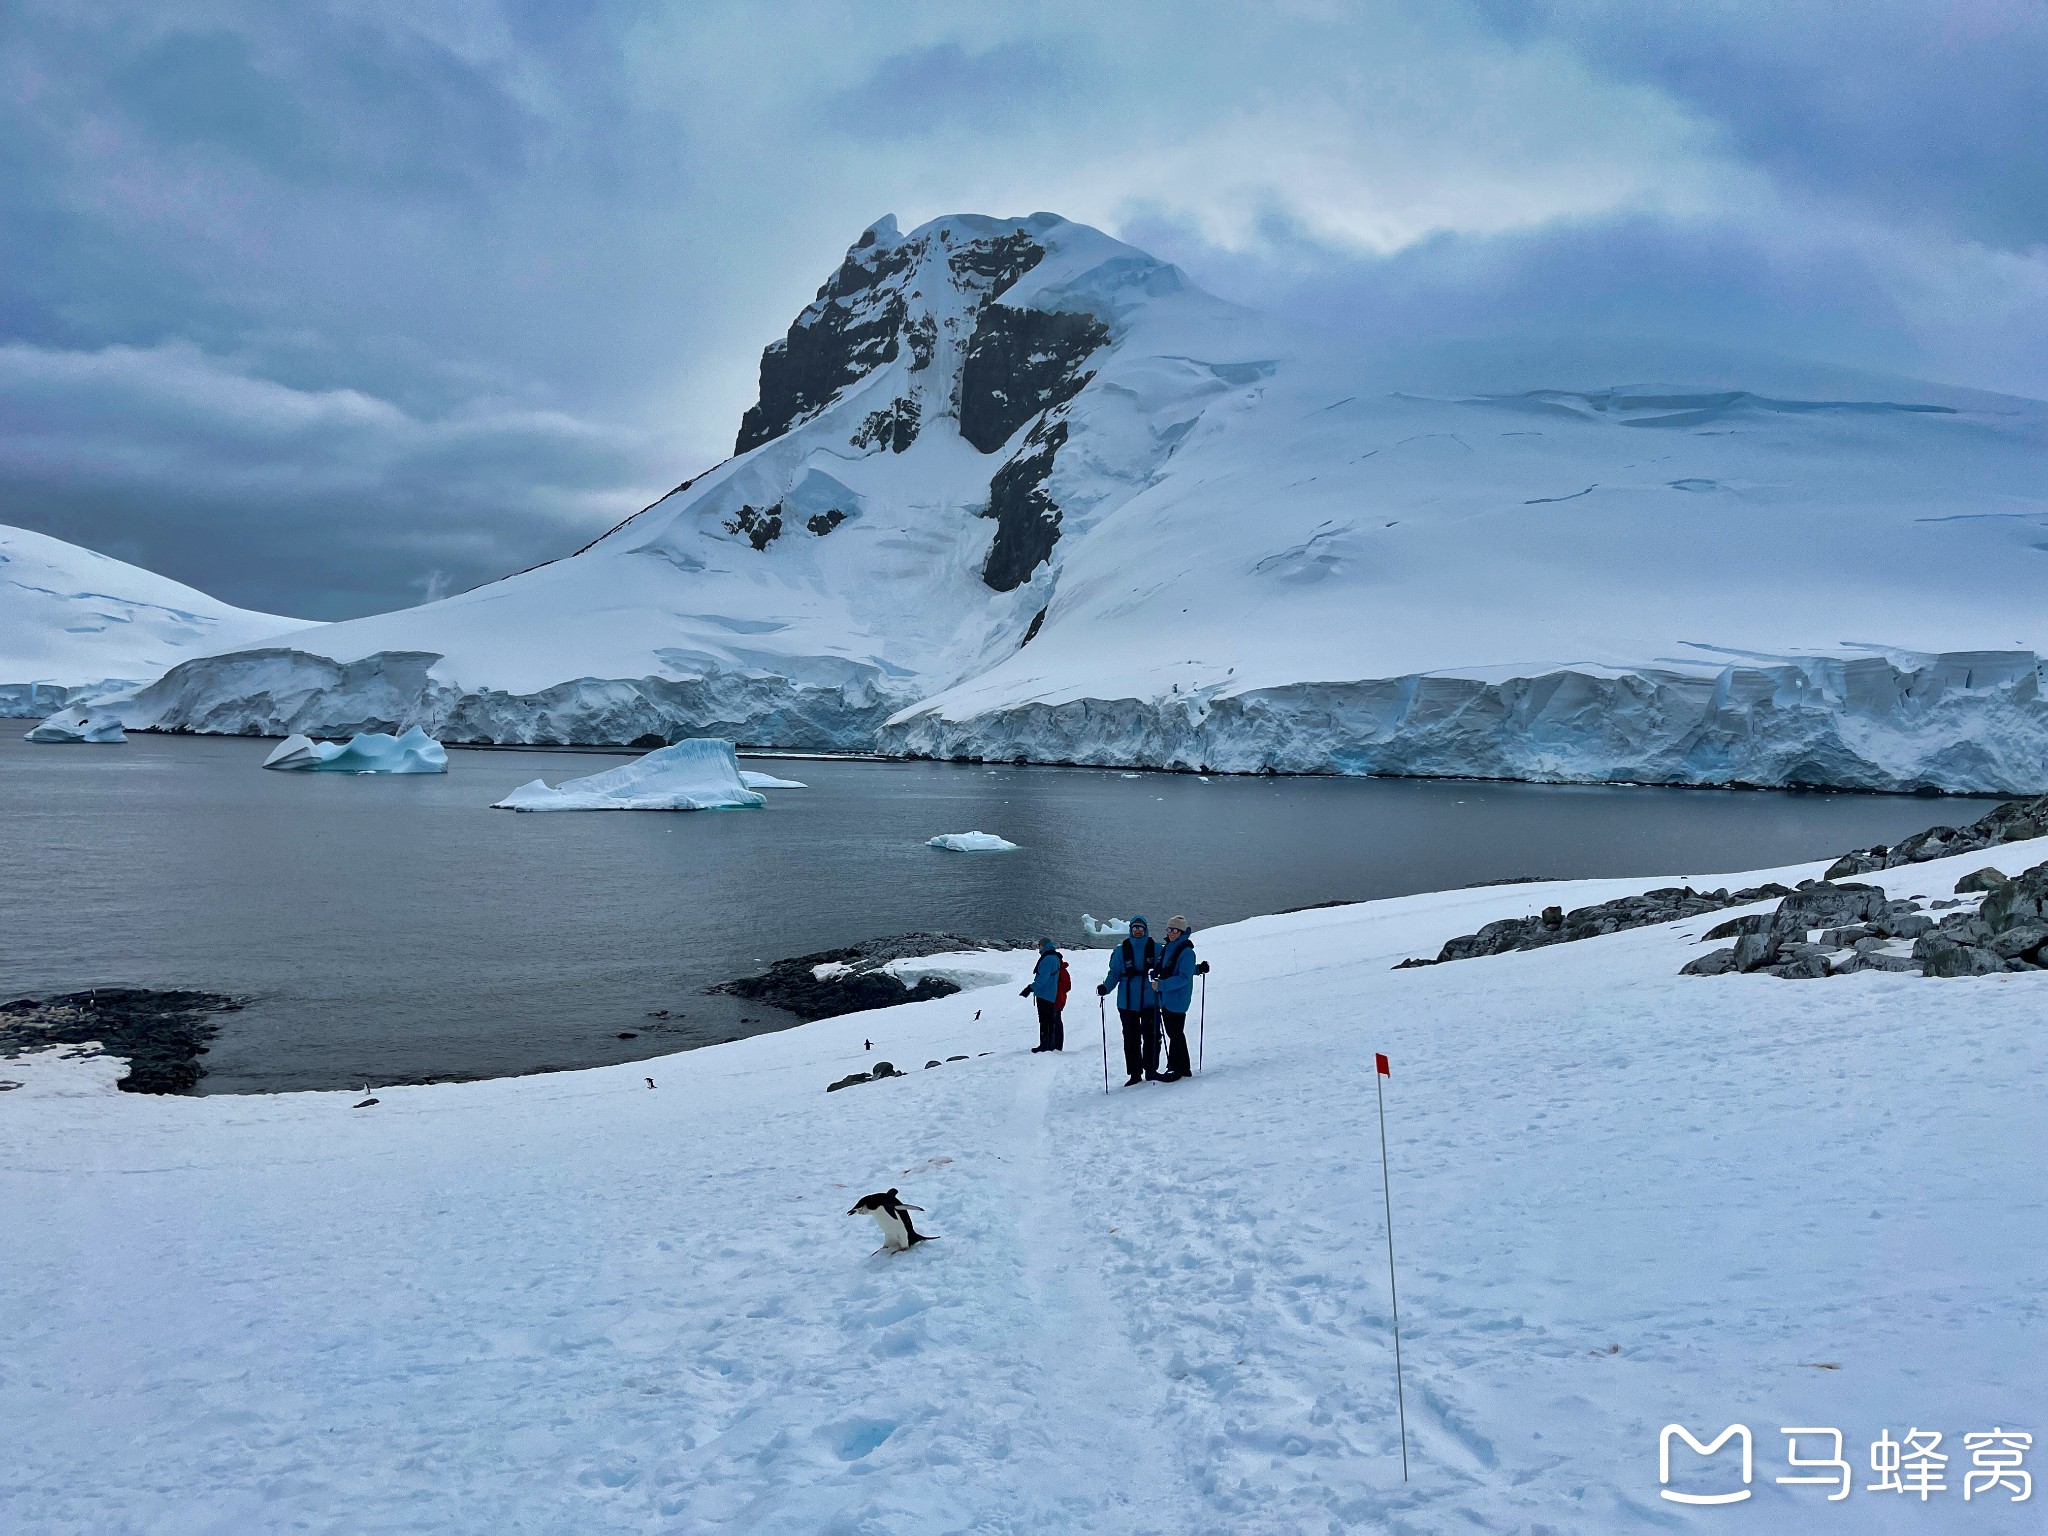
[[1826, 793, 2048, 878]]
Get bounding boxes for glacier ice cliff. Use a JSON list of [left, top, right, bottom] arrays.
[[882, 652, 2048, 795]]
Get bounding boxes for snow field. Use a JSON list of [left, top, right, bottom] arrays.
[[2, 843, 2042, 1532]]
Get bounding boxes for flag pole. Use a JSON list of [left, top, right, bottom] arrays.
[[1375, 1051, 1409, 1481]]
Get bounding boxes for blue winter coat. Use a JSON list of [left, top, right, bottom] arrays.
[[1154, 935, 1197, 1012], [1103, 921, 1160, 1011], [1030, 947, 1062, 1003]]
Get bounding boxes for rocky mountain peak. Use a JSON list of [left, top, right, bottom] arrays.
[[732, 212, 1112, 460]]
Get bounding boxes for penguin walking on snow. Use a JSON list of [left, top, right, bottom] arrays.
[[848, 1188, 934, 1254]]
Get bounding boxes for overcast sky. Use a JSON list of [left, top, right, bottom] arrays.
[[5, 1, 2044, 619]]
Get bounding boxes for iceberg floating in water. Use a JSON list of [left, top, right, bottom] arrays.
[[740, 770, 808, 789], [1082, 914, 1130, 938], [25, 707, 127, 744], [494, 738, 766, 812], [927, 831, 1019, 852], [261, 726, 447, 774]]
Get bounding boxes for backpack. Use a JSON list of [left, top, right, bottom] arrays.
[[1055, 959, 1071, 1009]]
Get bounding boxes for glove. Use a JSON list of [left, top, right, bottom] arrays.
[[1195, 961, 1209, 975], [1095, 984, 1109, 996], [1019, 986, 1032, 997]]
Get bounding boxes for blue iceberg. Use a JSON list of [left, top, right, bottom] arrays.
[[262, 726, 448, 774], [494, 738, 765, 811], [25, 708, 127, 744]]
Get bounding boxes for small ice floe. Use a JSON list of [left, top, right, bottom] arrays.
[[262, 726, 447, 774], [1082, 914, 1130, 938], [25, 707, 126, 744], [740, 770, 808, 789], [927, 831, 1018, 853], [495, 738, 765, 811]]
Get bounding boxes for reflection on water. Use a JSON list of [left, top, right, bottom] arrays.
[[0, 731, 1969, 1092]]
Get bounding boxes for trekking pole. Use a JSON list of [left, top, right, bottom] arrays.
[[1374, 1051, 1410, 1480], [1098, 994, 1109, 1094], [1198, 970, 1207, 1074]]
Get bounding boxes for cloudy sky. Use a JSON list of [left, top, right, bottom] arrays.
[[5, 0, 2044, 618]]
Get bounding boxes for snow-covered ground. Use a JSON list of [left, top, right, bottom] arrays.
[[4, 843, 2041, 1532], [0, 522, 313, 715], [104, 213, 2048, 791]]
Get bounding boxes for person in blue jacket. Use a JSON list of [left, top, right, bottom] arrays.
[[1019, 938, 1066, 1052], [1151, 915, 1209, 1081], [1097, 915, 1162, 1085]]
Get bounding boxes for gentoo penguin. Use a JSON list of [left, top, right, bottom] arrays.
[[645, 1077, 656, 1089], [847, 1188, 934, 1254], [353, 1084, 378, 1108]]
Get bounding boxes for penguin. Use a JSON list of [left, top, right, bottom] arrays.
[[847, 1188, 934, 1254], [645, 1077, 656, 1089], [353, 1083, 379, 1109]]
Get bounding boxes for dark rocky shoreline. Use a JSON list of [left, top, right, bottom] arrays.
[[0, 989, 244, 1093], [718, 932, 1027, 1022]]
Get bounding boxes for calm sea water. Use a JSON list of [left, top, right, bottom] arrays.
[[0, 731, 1968, 1093]]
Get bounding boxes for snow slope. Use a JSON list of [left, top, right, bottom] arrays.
[[117, 214, 2048, 790], [0, 523, 312, 714], [3, 845, 2041, 1532]]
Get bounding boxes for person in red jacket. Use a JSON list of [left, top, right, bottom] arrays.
[[1020, 938, 1069, 1051]]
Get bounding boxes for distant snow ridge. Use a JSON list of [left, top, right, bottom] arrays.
[[0, 523, 312, 716], [103, 213, 2048, 792]]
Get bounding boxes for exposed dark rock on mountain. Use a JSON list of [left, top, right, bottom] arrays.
[[905, 314, 937, 370], [0, 989, 243, 1093], [807, 509, 847, 536], [958, 307, 1107, 453], [1826, 793, 2048, 878], [725, 504, 783, 550], [735, 233, 918, 454], [981, 417, 1068, 591], [853, 397, 921, 453], [945, 228, 1045, 300]]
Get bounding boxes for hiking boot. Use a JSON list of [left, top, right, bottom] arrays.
[[1124, 1073, 1144, 1086], [1157, 1071, 1184, 1082]]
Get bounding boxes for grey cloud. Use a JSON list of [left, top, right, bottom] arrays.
[[825, 38, 1083, 138], [0, 0, 2040, 621], [0, 342, 673, 617], [1479, 1, 2048, 251]]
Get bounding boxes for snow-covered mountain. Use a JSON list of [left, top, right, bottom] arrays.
[[0, 523, 314, 716], [122, 212, 2048, 791]]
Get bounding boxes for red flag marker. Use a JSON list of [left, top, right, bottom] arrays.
[[1374, 1050, 1409, 1479]]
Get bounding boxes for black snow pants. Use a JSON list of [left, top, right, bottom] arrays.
[[1035, 997, 1064, 1051], [1160, 1009, 1192, 1077], [1119, 1006, 1161, 1079]]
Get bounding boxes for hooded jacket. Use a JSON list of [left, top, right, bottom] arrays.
[[1102, 917, 1160, 1011], [1029, 942, 1063, 1003], [1154, 931, 1198, 1012]]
